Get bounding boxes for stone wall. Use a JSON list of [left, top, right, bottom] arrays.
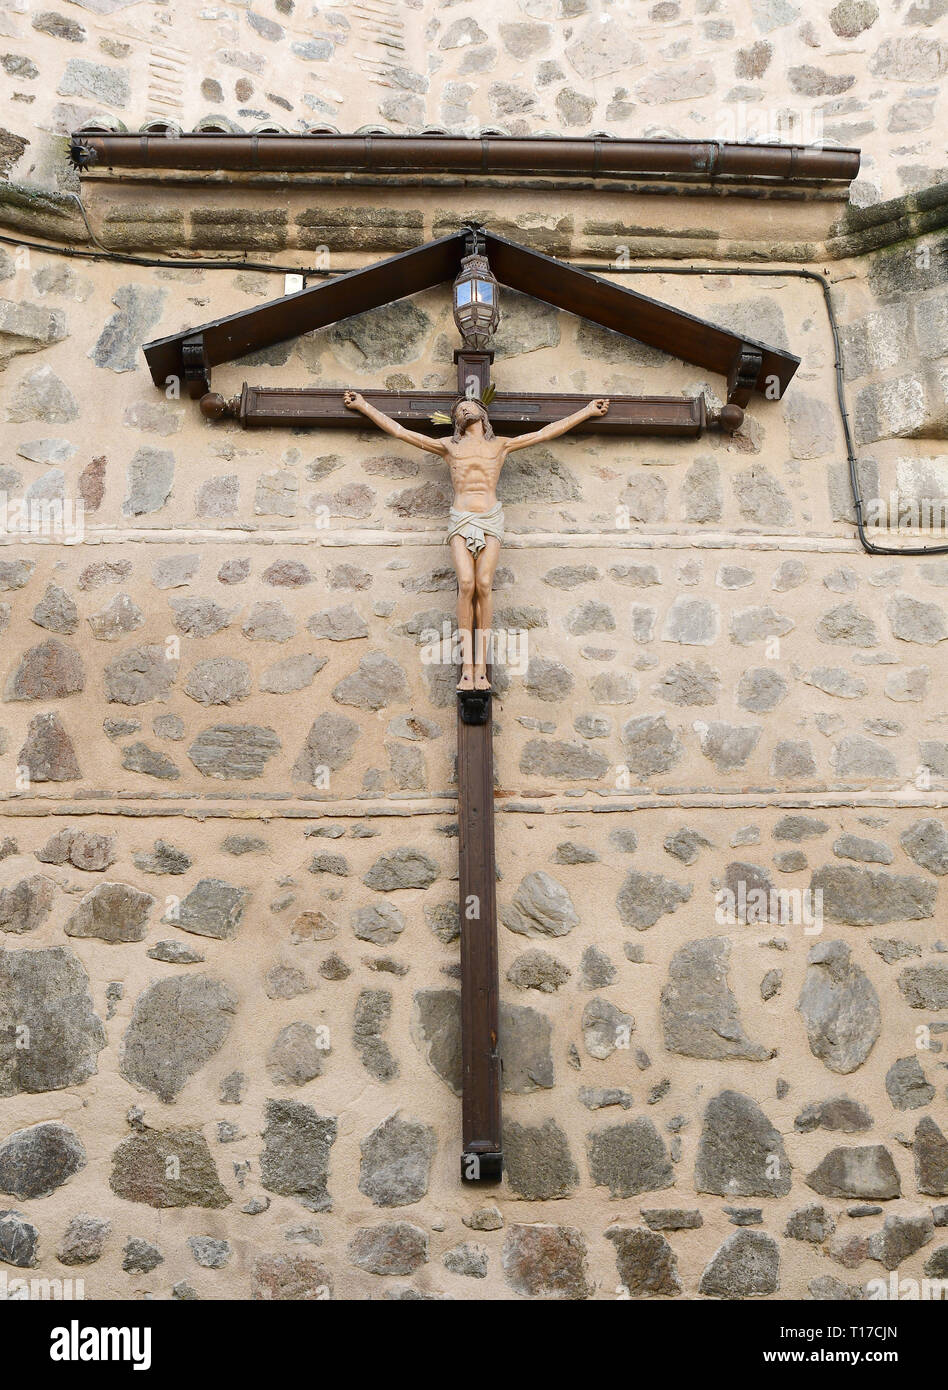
[[0, 1, 947, 1304], [1, 800, 947, 1299]]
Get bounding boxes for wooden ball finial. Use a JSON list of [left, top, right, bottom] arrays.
[[200, 393, 226, 420], [718, 404, 744, 433]]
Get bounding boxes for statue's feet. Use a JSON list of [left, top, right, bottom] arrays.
[[473, 672, 491, 691], [457, 669, 475, 691]]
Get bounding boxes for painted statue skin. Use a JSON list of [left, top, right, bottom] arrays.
[[344, 390, 610, 690]]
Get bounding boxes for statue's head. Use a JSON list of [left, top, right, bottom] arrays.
[[452, 397, 494, 442]]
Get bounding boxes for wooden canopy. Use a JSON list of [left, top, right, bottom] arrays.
[[142, 228, 799, 407]]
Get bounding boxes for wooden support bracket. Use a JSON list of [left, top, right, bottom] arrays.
[[727, 345, 764, 407], [454, 348, 494, 400], [457, 690, 491, 726], [181, 333, 211, 399]]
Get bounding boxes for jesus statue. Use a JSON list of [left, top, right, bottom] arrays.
[[344, 391, 610, 691]]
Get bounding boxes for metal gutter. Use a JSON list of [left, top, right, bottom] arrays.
[[68, 132, 860, 184]]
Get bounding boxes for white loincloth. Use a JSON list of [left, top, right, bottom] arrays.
[[447, 501, 505, 557]]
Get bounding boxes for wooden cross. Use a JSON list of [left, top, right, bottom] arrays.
[[144, 224, 797, 1184]]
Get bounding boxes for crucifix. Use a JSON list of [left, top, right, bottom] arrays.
[[340, 386, 609, 691], [143, 221, 799, 1183]]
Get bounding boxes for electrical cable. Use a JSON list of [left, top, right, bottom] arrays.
[[0, 227, 329, 276], [569, 261, 948, 557]]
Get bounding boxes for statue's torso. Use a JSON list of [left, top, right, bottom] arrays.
[[445, 439, 505, 513]]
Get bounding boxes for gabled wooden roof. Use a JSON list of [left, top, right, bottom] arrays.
[[142, 228, 799, 402]]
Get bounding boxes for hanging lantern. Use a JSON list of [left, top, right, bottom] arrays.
[[453, 227, 500, 350]]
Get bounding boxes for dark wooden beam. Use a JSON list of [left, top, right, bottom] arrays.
[[457, 689, 502, 1182], [455, 345, 503, 1183], [143, 230, 467, 389], [483, 230, 800, 400], [145, 227, 797, 403], [201, 386, 728, 436]]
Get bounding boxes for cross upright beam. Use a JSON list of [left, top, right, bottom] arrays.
[[457, 688, 502, 1182], [455, 349, 503, 1183]]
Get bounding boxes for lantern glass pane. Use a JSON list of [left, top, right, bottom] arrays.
[[455, 281, 473, 306], [475, 280, 494, 303]]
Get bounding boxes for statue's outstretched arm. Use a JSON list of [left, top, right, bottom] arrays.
[[502, 398, 610, 454], [344, 390, 448, 456]]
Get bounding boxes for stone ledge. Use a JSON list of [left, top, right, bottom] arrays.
[[3, 175, 944, 262], [0, 529, 867, 552], [1, 792, 946, 816]]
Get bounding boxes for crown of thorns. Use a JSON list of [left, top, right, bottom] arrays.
[[429, 382, 495, 425]]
